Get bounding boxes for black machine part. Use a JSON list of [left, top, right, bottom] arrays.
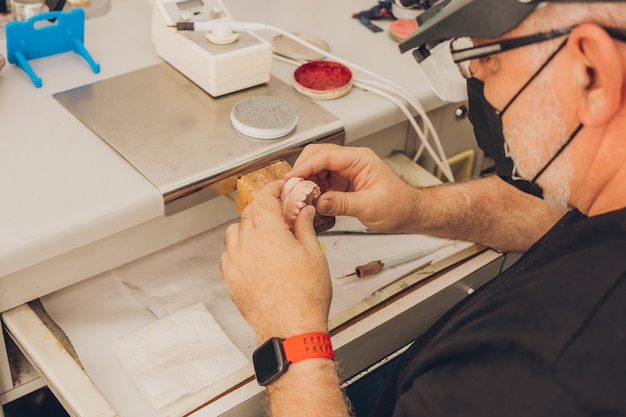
[[45, 0, 66, 12], [399, 0, 626, 59]]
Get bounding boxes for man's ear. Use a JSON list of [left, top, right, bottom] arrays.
[[565, 23, 624, 127]]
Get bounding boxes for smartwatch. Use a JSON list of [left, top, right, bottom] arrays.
[[253, 332, 335, 386]]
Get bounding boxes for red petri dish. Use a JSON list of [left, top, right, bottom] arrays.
[[293, 60, 353, 100]]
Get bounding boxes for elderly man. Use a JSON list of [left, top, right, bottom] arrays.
[[221, 0, 626, 416]]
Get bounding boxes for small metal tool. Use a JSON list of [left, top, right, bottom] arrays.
[[336, 241, 451, 279]]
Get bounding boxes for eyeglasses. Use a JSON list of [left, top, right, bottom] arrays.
[[450, 25, 626, 79], [450, 26, 574, 79]]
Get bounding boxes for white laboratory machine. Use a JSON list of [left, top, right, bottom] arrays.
[[152, 0, 273, 96]]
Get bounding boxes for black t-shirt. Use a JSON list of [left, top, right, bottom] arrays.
[[373, 208, 626, 416]]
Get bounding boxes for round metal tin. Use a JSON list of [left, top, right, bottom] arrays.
[[230, 96, 298, 140]]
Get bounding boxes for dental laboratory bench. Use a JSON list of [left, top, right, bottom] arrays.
[[0, 0, 512, 416]]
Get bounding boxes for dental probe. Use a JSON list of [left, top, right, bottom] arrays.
[[336, 241, 452, 279]]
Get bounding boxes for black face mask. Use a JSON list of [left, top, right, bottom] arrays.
[[466, 37, 581, 200], [467, 77, 544, 198]]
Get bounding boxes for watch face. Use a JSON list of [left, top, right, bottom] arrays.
[[253, 337, 288, 386]]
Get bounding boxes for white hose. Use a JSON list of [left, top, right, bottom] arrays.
[[211, 2, 455, 181]]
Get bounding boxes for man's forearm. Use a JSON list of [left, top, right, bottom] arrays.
[[401, 175, 566, 252], [265, 359, 352, 417]]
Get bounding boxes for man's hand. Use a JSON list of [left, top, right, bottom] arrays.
[[221, 180, 332, 343], [289, 143, 566, 252], [289, 143, 414, 232], [221, 180, 352, 416]]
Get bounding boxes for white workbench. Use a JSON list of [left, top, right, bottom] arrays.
[[0, 0, 494, 415], [0, 0, 451, 312]]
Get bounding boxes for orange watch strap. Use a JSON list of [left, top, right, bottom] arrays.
[[282, 332, 335, 363]]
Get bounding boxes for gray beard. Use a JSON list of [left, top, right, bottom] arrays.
[[502, 66, 573, 210]]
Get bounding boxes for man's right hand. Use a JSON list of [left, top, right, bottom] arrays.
[[288, 144, 414, 233]]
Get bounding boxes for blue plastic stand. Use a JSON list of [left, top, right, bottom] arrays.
[[5, 8, 100, 87]]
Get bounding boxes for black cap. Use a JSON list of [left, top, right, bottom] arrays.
[[399, 0, 623, 56]]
